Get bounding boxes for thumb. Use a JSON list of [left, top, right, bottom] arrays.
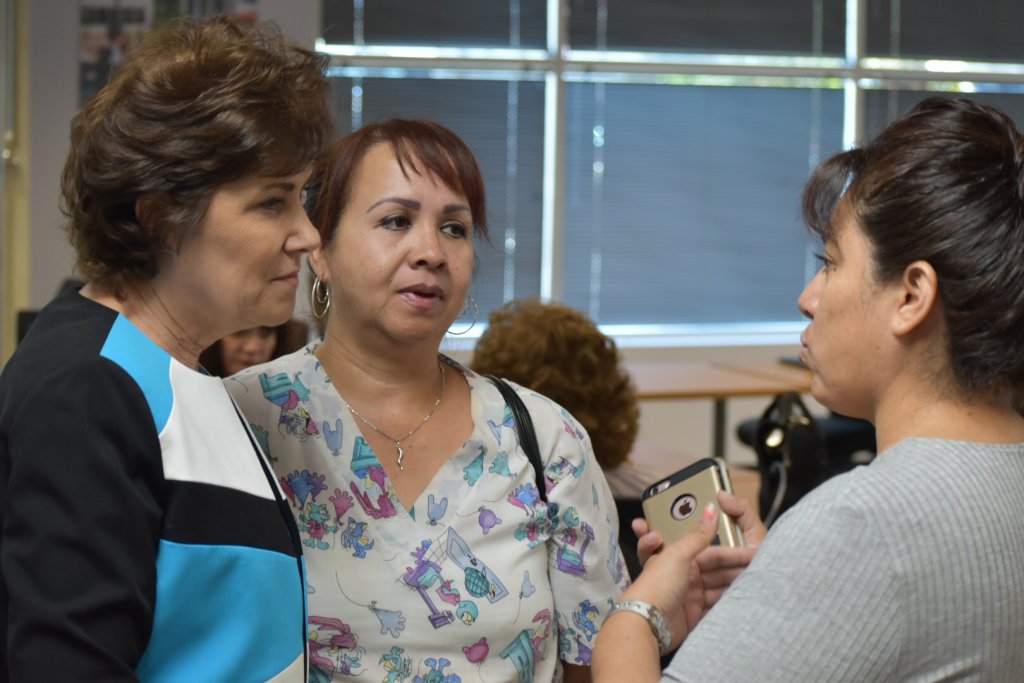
[[696, 502, 721, 543], [663, 503, 720, 561]]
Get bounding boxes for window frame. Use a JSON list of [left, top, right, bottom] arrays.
[[316, 0, 1024, 348]]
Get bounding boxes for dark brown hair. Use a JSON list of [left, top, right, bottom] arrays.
[[61, 15, 334, 294], [471, 299, 639, 470], [305, 118, 489, 246], [803, 97, 1024, 399]]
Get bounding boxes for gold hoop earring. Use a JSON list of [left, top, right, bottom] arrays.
[[447, 295, 478, 335], [311, 276, 331, 320]]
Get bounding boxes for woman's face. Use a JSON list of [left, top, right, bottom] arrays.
[[311, 143, 475, 347], [797, 202, 893, 419], [220, 327, 278, 376], [157, 168, 318, 341]]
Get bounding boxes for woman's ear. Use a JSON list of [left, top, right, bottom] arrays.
[[308, 246, 329, 284], [891, 260, 939, 337]]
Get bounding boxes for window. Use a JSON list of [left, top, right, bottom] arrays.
[[318, 0, 1024, 345]]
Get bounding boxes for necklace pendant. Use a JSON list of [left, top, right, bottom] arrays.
[[396, 442, 405, 470]]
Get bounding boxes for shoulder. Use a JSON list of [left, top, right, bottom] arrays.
[[225, 343, 319, 398], [469, 368, 577, 424], [2, 297, 162, 427]]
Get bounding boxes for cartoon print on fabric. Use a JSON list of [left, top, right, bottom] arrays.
[[489, 452, 514, 478], [427, 495, 448, 525], [350, 437, 398, 519], [520, 572, 536, 598], [476, 507, 502, 534], [554, 608, 595, 666], [413, 657, 461, 683], [508, 483, 542, 514], [487, 406, 514, 444], [546, 455, 585, 490], [463, 637, 489, 664], [560, 408, 586, 440], [498, 608, 552, 683], [447, 529, 509, 602], [572, 600, 600, 640], [330, 488, 355, 520], [227, 352, 632, 682], [462, 447, 486, 486], [436, 580, 460, 606], [456, 601, 478, 625], [369, 600, 407, 638], [380, 645, 412, 683], [280, 469, 346, 551], [603, 513, 627, 584], [322, 418, 343, 455], [307, 580, 412, 681], [303, 501, 339, 550], [308, 615, 362, 680], [403, 540, 458, 629], [340, 518, 374, 558], [400, 525, 519, 633], [513, 499, 560, 549], [251, 423, 274, 462], [260, 371, 319, 440], [556, 510, 594, 577]]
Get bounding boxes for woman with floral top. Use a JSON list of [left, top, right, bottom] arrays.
[[226, 119, 630, 683]]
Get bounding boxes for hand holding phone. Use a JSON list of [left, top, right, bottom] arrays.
[[641, 458, 745, 548]]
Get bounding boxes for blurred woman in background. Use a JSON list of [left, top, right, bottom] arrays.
[[200, 320, 309, 378]]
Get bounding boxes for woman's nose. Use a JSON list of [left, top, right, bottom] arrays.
[[797, 271, 822, 319], [240, 337, 262, 353], [412, 226, 446, 268], [287, 211, 321, 254]]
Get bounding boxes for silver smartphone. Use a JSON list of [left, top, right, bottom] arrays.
[[641, 458, 744, 548]]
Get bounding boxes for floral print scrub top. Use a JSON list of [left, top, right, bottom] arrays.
[[226, 345, 631, 683]]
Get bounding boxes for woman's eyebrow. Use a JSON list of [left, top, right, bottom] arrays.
[[367, 197, 419, 213]]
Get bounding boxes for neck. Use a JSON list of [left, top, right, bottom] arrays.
[[872, 384, 1024, 453], [82, 282, 209, 369], [316, 332, 444, 397]]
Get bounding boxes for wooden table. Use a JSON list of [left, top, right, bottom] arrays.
[[626, 360, 812, 461]]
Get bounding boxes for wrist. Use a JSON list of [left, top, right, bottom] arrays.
[[607, 599, 672, 653]]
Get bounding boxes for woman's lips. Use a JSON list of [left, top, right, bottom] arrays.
[[273, 272, 300, 286]]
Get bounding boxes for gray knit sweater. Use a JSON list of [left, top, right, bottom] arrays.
[[663, 438, 1024, 682]]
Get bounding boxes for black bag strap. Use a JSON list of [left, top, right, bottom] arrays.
[[485, 375, 547, 502]]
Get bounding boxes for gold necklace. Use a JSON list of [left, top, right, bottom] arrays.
[[344, 362, 446, 470]]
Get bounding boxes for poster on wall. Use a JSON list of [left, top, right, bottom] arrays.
[[79, 0, 260, 105], [78, 1, 151, 104]]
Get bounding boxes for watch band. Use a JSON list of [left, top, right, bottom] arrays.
[[608, 599, 672, 652]]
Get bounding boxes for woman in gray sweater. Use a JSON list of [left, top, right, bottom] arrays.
[[594, 96, 1024, 682]]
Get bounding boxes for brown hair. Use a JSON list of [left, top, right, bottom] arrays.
[[471, 299, 639, 470], [803, 97, 1024, 399], [60, 15, 334, 294], [305, 118, 489, 247]]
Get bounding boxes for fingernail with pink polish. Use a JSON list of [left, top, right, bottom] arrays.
[[702, 503, 716, 522]]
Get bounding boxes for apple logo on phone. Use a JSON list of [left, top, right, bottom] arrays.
[[670, 494, 698, 521]]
